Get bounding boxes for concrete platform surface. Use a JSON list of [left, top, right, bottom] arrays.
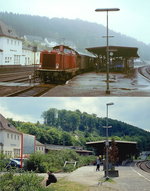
[[42, 72, 150, 97], [61, 165, 150, 191]]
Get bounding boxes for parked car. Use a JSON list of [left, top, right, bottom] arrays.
[[6, 159, 20, 169]]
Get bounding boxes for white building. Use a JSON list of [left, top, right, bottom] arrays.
[[0, 114, 22, 158], [22, 46, 40, 66], [36, 140, 45, 154], [0, 20, 41, 66], [0, 20, 23, 65]]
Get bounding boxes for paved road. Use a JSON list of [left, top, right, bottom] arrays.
[[42, 72, 150, 97], [61, 165, 150, 191]]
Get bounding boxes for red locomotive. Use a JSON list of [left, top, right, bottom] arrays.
[[37, 45, 95, 83]]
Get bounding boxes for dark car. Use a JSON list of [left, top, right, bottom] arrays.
[[6, 159, 21, 170]]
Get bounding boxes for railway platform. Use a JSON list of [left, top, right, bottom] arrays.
[[42, 71, 150, 97], [63, 164, 150, 191], [111, 165, 150, 191]]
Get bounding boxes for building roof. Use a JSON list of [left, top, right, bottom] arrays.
[[36, 140, 45, 146], [0, 113, 21, 134], [86, 46, 139, 58], [86, 140, 137, 145], [0, 20, 20, 40], [86, 140, 137, 162]]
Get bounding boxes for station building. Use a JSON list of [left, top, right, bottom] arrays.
[[0, 113, 44, 158], [86, 140, 138, 163], [0, 113, 22, 158], [86, 46, 139, 73], [0, 20, 40, 66], [0, 20, 22, 65]]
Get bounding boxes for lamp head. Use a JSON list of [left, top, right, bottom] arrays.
[[95, 8, 120, 12], [107, 102, 114, 106]]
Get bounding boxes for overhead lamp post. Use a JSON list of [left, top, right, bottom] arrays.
[[95, 8, 120, 94], [104, 102, 114, 180]]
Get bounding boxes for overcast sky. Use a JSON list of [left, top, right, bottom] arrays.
[[0, 0, 150, 44], [0, 97, 150, 132]]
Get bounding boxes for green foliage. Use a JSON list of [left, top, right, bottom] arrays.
[[0, 12, 150, 60], [7, 108, 150, 152], [0, 153, 9, 171], [0, 172, 48, 191], [25, 150, 95, 173], [24, 152, 46, 172]]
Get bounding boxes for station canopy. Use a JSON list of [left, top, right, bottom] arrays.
[[86, 140, 138, 162], [86, 46, 139, 58]]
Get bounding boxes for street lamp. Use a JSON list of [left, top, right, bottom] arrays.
[[105, 102, 114, 180], [95, 8, 120, 94]]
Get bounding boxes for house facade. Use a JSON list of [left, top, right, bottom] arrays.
[[35, 140, 45, 154], [0, 114, 22, 158], [0, 20, 23, 65], [0, 20, 40, 66], [22, 46, 40, 66]]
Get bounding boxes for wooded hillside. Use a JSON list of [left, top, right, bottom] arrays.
[[0, 12, 150, 60], [8, 108, 150, 152]]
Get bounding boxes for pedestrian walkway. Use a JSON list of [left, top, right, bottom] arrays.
[[64, 165, 150, 191]]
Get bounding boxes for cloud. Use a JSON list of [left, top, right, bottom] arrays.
[[0, 97, 150, 131], [0, 101, 35, 122]]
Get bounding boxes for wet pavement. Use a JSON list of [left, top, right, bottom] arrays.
[[42, 71, 150, 97]]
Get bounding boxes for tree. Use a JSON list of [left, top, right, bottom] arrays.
[[108, 139, 119, 169], [42, 108, 58, 126]]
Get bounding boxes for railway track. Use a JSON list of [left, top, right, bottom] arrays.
[[136, 160, 150, 173], [0, 71, 33, 83], [138, 65, 150, 81], [6, 85, 55, 97]]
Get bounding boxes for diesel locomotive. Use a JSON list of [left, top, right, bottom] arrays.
[[37, 45, 95, 84]]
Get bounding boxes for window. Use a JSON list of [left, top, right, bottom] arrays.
[[5, 57, 10, 63], [11, 134, 13, 139], [14, 135, 16, 140], [14, 55, 21, 65], [14, 149, 20, 157], [7, 133, 9, 138], [7, 39, 9, 44]]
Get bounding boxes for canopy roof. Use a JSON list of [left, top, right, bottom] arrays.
[[86, 46, 139, 58], [86, 140, 137, 162]]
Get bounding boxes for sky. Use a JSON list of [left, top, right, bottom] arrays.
[[0, 97, 150, 132], [0, 0, 150, 44]]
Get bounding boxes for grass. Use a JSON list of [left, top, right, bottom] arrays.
[[48, 178, 118, 191], [48, 178, 89, 191]]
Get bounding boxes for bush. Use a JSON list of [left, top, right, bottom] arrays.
[[78, 155, 96, 167], [0, 172, 48, 191], [24, 150, 96, 173], [24, 152, 46, 172], [0, 153, 9, 171]]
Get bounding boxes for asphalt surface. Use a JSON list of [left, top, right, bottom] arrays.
[[62, 164, 150, 191], [38, 164, 150, 191], [42, 72, 150, 97]]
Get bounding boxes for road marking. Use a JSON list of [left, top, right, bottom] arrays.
[[131, 166, 150, 182]]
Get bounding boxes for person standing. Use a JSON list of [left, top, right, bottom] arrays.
[[96, 156, 101, 171]]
